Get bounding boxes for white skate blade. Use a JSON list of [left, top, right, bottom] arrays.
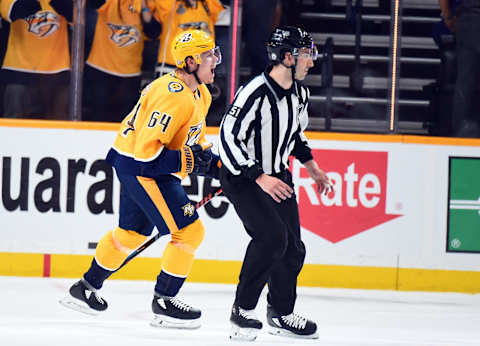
[[267, 326, 319, 339], [59, 296, 101, 316], [229, 323, 260, 342], [150, 314, 201, 329]]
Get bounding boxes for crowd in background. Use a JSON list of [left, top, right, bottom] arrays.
[[0, 0, 479, 138], [0, 0, 224, 122], [0, 0, 288, 124], [435, 0, 480, 137]]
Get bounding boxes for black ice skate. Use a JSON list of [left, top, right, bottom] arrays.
[[266, 304, 318, 339], [229, 303, 263, 341], [150, 294, 201, 329], [59, 279, 108, 315]]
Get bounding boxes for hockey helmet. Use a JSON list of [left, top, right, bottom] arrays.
[[267, 26, 318, 63], [171, 30, 220, 68]]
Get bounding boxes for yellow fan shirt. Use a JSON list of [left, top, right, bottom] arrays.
[[153, 0, 224, 66], [0, 0, 69, 73], [108, 71, 211, 179], [87, 0, 156, 77]]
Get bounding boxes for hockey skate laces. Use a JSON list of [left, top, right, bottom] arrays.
[[238, 307, 258, 320], [90, 291, 105, 304], [170, 297, 192, 311], [281, 313, 307, 329]]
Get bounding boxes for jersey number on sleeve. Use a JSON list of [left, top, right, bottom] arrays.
[[147, 111, 172, 132]]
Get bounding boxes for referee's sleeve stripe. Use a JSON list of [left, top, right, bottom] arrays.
[[244, 116, 256, 144], [220, 86, 264, 171], [267, 92, 280, 173], [289, 127, 301, 146], [253, 103, 263, 167], [220, 122, 242, 171], [231, 96, 262, 164], [278, 95, 294, 171], [295, 82, 303, 104], [303, 87, 310, 110], [220, 105, 248, 171], [230, 87, 265, 162]]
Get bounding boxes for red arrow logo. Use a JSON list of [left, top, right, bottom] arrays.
[[292, 149, 402, 243]]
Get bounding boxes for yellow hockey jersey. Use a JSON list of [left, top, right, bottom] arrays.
[[87, 0, 156, 77], [0, 0, 69, 73], [153, 0, 224, 66], [106, 71, 212, 179]]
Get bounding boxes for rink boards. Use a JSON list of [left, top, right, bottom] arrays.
[[1, 119, 480, 293]]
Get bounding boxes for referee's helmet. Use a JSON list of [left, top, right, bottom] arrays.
[[267, 26, 318, 63]]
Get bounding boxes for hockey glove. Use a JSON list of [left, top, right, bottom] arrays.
[[189, 144, 213, 175], [204, 152, 221, 180]]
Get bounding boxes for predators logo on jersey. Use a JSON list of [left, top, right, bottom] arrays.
[[107, 23, 140, 48], [181, 203, 195, 217], [168, 82, 184, 93], [26, 11, 60, 38], [186, 123, 203, 146]]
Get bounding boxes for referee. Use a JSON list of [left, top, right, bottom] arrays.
[[219, 26, 332, 341]]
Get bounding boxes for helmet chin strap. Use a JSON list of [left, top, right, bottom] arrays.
[[193, 70, 202, 85], [184, 58, 203, 85], [280, 58, 297, 81]]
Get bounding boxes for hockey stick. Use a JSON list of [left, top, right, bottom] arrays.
[[116, 187, 223, 271]]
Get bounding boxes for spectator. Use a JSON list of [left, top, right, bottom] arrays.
[[0, 0, 72, 119], [428, 1, 457, 136], [242, 0, 280, 77], [439, 0, 480, 137], [152, 0, 224, 77], [0, 15, 7, 117], [83, 0, 161, 123]]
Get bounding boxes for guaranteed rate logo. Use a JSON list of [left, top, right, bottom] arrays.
[[291, 149, 402, 243]]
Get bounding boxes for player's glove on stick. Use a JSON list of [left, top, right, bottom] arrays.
[[205, 153, 221, 180], [189, 144, 213, 175], [179, 143, 220, 178]]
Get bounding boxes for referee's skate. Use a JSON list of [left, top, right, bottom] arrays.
[[229, 303, 263, 341], [266, 304, 318, 339]]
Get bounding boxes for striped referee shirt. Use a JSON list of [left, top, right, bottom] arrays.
[[219, 67, 313, 180]]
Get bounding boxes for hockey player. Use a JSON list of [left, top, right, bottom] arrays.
[[219, 26, 331, 340], [60, 29, 221, 329]]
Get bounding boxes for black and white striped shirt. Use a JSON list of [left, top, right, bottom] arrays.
[[219, 68, 313, 180]]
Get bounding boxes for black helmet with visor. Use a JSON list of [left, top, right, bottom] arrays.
[[267, 26, 318, 64]]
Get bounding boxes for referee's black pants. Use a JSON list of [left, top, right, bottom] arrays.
[[220, 167, 306, 316]]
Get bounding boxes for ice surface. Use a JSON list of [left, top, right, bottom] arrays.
[[0, 277, 479, 346]]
